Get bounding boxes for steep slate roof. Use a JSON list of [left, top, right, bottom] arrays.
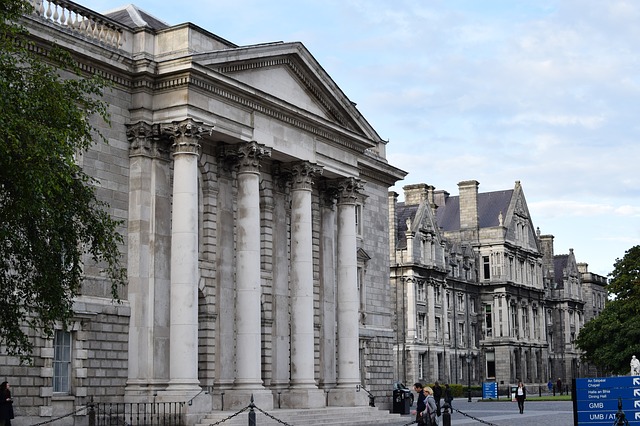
[[101, 4, 170, 30], [554, 254, 569, 287], [435, 189, 514, 231], [395, 202, 418, 249]]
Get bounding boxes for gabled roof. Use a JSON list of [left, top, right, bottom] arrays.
[[100, 4, 170, 30], [192, 42, 380, 144], [435, 189, 514, 231]]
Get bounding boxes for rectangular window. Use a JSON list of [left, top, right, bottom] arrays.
[[418, 353, 424, 380], [435, 317, 442, 342], [417, 281, 426, 302], [418, 313, 426, 341], [483, 256, 490, 280], [458, 322, 465, 347], [484, 304, 492, 337], [355, 204, 363, 236], [486, 351, 496, 379], [53, 330, 71, 393], [457, 293, 464, 311]]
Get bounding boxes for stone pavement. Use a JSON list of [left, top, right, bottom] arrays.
[[384, 399, 574, 425]]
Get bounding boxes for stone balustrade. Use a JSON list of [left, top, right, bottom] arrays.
[[31, 0, 128, 50]]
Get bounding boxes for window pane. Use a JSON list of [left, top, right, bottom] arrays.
[[53, 330, 71, 393]]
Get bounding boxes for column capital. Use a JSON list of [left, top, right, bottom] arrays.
[[126, 121, 169, 159], [234, 141, 272, 174], [161, 118, 212, 157], [290, 161, 323, 191], [336, 177, 364, 205]]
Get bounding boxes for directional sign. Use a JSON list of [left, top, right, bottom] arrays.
[[574, 376, 640, 425], [482, 382, 497, 399]]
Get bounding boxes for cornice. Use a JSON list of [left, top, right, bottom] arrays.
[[153, 71, 374, 155]]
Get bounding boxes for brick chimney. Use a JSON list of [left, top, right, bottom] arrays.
[[458, 180, 479, 230]]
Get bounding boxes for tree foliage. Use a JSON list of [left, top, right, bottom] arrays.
[[0, 0, 126, 360], [576, 245, 640, 374]]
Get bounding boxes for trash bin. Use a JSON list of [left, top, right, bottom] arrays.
[[392, 382, 412, 414]]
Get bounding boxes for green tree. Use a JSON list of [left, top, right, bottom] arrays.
[[0, 0, 126, 360], [576, 245, 640, 374]]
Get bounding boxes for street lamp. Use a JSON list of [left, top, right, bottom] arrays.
[[467, 353, 472, 402]]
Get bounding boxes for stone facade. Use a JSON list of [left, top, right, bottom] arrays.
[[390, 181, 606, 391], [4, 1, 406, 424]]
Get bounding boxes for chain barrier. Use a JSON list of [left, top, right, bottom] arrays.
[[253, 405, 293, 426], [203, 406, 250, 426], [30, 405, 88, 426], [449, 406, 499, 426]]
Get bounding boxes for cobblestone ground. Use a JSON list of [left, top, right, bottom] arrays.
[[385, 399, 574, 426]]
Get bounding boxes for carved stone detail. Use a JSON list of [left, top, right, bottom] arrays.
[[126, 121, 168, 159], [161, 118, 212, 156], [290, 161, 323, 191], [235, 141, 272, 173], [336, 177, 364, 204]]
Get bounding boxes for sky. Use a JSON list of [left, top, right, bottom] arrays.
[[79, 0, 640, 277]]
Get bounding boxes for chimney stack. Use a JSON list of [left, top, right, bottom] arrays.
[[458, 180, 479, 230]]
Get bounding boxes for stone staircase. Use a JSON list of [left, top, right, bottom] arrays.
[[196, 406, 413, 426]]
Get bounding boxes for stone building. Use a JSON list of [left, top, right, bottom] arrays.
[[390, 181, 605, 390], [5, 1, 406, 424]]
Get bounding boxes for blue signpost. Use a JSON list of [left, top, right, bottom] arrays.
[[574, 376, 640, 425], [482, 381, 498, 400]]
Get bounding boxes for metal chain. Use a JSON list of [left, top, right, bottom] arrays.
[[31, 406, 88, 426], [203, 406, 250, 426], [253, 405, 294, 426], [450, 407, 499, 426]]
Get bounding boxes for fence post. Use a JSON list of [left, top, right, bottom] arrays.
[[248, 394, 256, 426], [88, 397, 95, 426], [441, 402, 451, 426]]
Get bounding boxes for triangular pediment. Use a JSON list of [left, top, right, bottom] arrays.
[[195, 43, 374, 139]]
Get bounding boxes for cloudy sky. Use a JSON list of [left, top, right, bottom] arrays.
[[80, 0, 639, 276]]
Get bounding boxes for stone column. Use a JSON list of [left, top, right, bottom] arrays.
[[162, 119, 209, 394], [319, 189, 338, 389], [230, 141, 273, 409], [281, 162, 325, 408], [125, 122, 172, 398], [406, 277, 417, 340], [329, 178, 367, 407]]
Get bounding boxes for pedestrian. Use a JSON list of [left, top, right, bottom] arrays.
[[556, 378, 563, 395], [444, 383, 453, 408], [547, 379, 552, 393], [0, 382, 14, 426], [412, 383, 426, 424], [515, 381, 527, 414], [420, 386, 438, 425], [433, 381, 443, 416]]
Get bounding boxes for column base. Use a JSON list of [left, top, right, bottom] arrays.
[[155, 388, 212, 426], [327, 386, 369, 407], [224, 388, 274, 411], [279, 388, 326, 409]]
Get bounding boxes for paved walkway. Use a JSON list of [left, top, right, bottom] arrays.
[[386, 399, 574, 425]]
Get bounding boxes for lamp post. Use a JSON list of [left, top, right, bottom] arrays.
[[467, 353, 472, 402]]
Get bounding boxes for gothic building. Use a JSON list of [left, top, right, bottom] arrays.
[[390, 181, 606, 390], [5, 1, 406, 424]]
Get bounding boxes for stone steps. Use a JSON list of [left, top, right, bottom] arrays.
[[196, 406, 411, 426]]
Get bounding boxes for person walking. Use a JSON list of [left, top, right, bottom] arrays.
[[556, 378, 563, 395], [420, 386, 438, 425], [413, 383, 426, 424], [433, 381, 443, 416], [0, 382, 14, 426], [515, 381, 527, 414], [547, 379, 553, 393], [444, 383, 454, 409]]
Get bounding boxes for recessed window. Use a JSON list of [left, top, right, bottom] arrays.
[[53, 330, 71, 393]]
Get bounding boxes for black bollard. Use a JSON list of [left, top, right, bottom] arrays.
[[249, 394, 256, 426], [441, 402, 451, 426]]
